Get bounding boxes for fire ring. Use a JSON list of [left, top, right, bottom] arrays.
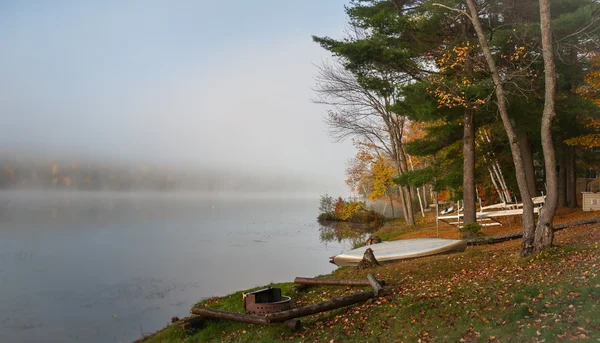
[[243, 287, 292, 315]]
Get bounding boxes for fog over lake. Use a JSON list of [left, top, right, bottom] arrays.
[[0, 190, 360, 343], [0, 1, 359, 341]]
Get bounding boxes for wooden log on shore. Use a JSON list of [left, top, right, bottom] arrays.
[[190, 307, 301, 330], [554, 216, 600, 230], [467, 216, 600, 245], [294, 277, 386, 287], [173, 315, 207, 331], [264, 291, 375, 323], [366, 273, 385, 297]]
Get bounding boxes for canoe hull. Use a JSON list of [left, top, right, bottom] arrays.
[[331, 238, 467, 267]]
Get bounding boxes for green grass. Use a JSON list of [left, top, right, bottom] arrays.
[[140, 224, 600, 343]]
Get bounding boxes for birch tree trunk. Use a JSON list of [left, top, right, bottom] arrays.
[[533, 0, 559, 253]]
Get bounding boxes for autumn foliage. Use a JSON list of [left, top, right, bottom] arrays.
[[317, 194, 383, 226], [565, 56, 600, 148]]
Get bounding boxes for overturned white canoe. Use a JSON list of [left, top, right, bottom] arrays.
[[330, 238, 467, 267]]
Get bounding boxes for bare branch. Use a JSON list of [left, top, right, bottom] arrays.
[[432, 3, 473, 21]]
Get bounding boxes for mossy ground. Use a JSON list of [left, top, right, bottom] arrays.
[[140, 208, 600, 343]]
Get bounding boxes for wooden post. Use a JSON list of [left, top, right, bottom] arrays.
[[294, 277, 386, 287], [190, 306, 301, 330], [264, 291, 375, 323], [366, 273, 385, 297]]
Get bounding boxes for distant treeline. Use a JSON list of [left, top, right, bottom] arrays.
[[1, 158, 176, 191], [0, 154, 318, 193]]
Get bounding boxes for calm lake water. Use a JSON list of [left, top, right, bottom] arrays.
[[0, 191, 359, 343]]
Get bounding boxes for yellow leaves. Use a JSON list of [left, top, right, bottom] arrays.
[[427, 82, 486, 110], [509, 45, 528, 61], [429, 42, 489, 110], [575, 55, 600, 101], [564, 133, 600, 148], [368, 156, 396, 200], [437, 43, 476, 72]]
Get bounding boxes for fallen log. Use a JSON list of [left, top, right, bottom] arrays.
[[366, 273, 385, 297], [190, 306, 301, 330], [467, 216, 600, 245], [264, 291, 375, 323], [294, 277, 386, 287], [554, 216, 600, 230]]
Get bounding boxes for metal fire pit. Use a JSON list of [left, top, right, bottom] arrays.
[[242, 287, 291, 315]]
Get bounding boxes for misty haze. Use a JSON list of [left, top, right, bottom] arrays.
[[6, 0, 600, 341], [0, 1, 361, 342]]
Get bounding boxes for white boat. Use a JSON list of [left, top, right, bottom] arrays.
[[329, 238, 468, 267]]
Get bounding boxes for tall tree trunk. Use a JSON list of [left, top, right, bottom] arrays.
[[465, 0, 536, 257], [397, 146, 415, 226], [566, 147, 577, 208], [395, 163, 412, 225], [409, 186, 423, 216], [463, 108, 477, 224], [557, 147, 567, 207], [408, 155, 426, 217], [533, 0, 559, 253], [519, 133, 537, 196], [401, 185, 415, 224], [388, 193, 395, 218], [397, 186, 409, 221]]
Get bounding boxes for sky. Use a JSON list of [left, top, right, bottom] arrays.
[[0, 0, 355, 194]]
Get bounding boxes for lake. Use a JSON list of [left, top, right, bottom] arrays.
[[0, 191, 359, 343]]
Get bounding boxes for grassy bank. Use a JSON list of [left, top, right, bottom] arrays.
[[139, 209, 600, 342]]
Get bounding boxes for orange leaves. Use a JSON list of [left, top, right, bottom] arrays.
[[576, 55, 600, 101], [566, 56, 600, 148]]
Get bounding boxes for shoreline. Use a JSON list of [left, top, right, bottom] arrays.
[[139, 208, 600, 342]]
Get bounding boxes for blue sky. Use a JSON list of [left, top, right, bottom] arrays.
[[0, 0, 355, 193]]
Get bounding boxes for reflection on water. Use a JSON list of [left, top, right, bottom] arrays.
[[318, 221, 378, 249], [0, 190, 351, 343]]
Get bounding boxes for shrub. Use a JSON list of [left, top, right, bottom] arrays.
[[349, 209, 384, 227], [458, 222, 485, 239], [337, 200, 366, 221], [317, 212, 338, 222], [317, 195, 383, 228], [319, 193, 335, 216], [333, 197, 346, 216]]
